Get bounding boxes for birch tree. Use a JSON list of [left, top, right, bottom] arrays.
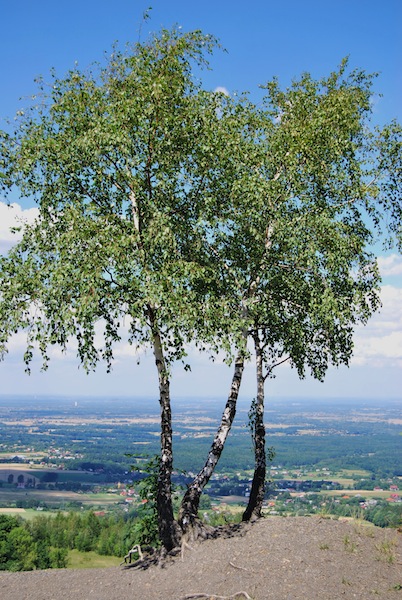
[[0, 28, 230, 551], [180, 61, 402, 529], [240, 65, 401, 520]]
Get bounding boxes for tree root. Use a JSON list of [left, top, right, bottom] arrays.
[[180, 517, 215, 561], [120, 544, 143, 566], [184, 517, 215, 542], [181, 592, 252, 600]]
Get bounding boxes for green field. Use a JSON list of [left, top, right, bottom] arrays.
[[0, 487, 122, 507], [339, 469, 372, 478], [0, 507, 58, 520], [318, 489, 393, 499], [67, 549, 121, 569]]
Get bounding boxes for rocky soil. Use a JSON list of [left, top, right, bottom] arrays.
[[1, 516, 401, 600]]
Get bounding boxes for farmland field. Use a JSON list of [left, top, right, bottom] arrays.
[[0, 394, 400, 514], [0, 488, 121, 506]]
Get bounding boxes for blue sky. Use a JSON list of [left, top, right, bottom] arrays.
[[0, 0, 401, 400]]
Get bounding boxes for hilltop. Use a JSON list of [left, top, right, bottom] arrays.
[[1, 516, 400, 599]]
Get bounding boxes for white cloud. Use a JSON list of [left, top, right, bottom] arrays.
[[0, 200, 39, 253], [378, 254, 402, 277], [214, 86, 229, 96], [351, 285, 402, 367]]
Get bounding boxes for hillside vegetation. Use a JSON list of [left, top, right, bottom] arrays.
[[0, 516, 401, 600]]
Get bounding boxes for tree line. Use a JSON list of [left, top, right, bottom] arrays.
[[1, 496, 400, 571], [0, 25, 401, 550], [0, 511, 129, 571]]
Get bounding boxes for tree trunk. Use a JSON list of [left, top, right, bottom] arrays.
[[242, 333, 266, 521], [179, 352, 245, 535], [150, 310, 180, 551]]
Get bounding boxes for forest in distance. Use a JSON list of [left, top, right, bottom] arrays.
[[1, 394, 401, 477]]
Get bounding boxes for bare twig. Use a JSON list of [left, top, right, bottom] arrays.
[[181, 593, 252, 600], [229, 561, 249, 572]]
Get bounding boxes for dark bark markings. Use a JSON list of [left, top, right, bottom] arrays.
[[242, 332, 266, 521], [149, 307, 181, 551], [179, 352, 245, 532]]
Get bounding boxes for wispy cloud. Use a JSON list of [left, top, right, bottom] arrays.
[[378, 254, 402, 277], [352, 285, 402, 367], [0, 200, 39, 253]]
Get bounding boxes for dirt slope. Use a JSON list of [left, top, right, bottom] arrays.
[[1, 516, 401, 600]]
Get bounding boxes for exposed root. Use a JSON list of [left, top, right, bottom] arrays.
[[120, 544, 143, 566], [179, 519, 255, 562], [122, 521, 256, 568], [184, 517, 215, 542], [158, 545, 168, 568], [209, 521, 251, 540], [180, 592, 252, 600], [120, 545, 160, 570], [180, 517, 215, 561]]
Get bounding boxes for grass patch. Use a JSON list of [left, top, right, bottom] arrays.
[[353, 521, 375, 538], [340, 469, 371, 478], [332, 478, 355, 488], [0, 507, 67, 520], [375, 538, 397, 564], [343, 535, 358, 553], [0, 507, 27, 514], [67, 549, 121, 569]]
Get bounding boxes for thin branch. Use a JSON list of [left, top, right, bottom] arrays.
[[103, 267, 127, 291], [292, 174, 380, 225], [264, 355, 290, 381]]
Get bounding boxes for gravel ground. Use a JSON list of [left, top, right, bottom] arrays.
[[1, 516, 401, 600]]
